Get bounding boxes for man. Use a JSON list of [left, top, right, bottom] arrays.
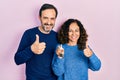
[[14, 3, 58, 80]]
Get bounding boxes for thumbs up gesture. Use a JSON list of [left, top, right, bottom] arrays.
[[56, 44, 64, 58], [31, 34, 46, 54], [83, 41, 93, 57]]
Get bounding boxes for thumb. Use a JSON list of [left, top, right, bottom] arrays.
[[35, 34, 39, 43]]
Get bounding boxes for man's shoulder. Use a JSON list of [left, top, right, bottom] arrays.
[[26, 26, 38, 31], [24, 26, 38, 33], [22, 27, 38, 36], [51, 30, 57, 34]]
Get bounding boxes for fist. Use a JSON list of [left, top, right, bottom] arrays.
[[84, 41, 93, 57], [56, 44, 64, 58], [31, 34, 46, 54]]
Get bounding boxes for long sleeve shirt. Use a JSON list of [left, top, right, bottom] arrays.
[[14, 27, 58, 80], [52, 44, 101, 80]]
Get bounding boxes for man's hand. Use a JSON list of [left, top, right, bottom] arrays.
[[31, 34, 46, 54]]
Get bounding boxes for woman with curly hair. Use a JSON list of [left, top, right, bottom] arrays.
[[52, 19, 101, 80]]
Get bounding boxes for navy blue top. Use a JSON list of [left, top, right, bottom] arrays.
[[14, 27, 58, 80]]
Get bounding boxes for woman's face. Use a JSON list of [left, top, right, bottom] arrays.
[[68, 22, 80, 44]]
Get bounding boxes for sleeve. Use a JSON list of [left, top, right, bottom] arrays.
[[52, 48, 65, 76], [88, 53, 101, 71], [14, 30, 34, 65]]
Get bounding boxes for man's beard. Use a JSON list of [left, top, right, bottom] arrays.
[[42, 23, 54, 32]]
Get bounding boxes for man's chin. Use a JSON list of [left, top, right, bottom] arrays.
[[44, 29, 51, 33], [45, 28, 52, 32]]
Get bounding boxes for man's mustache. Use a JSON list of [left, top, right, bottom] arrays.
[[44, 23, 54, 26]]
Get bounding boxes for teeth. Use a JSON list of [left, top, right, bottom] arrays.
[[72, 36, 76, 39]]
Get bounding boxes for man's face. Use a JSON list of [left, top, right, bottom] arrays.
[[40, 9, 56, 33]]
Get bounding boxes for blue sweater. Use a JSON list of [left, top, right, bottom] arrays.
[[52, 44, 101, 80], [14, 27, 58, 80]]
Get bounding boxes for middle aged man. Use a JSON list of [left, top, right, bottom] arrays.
[[14, 3, 58, 80]]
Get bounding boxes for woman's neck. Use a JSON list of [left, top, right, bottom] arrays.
[[67, 42, 77, 46]]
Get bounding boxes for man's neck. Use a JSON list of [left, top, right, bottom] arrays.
[[38, 26, 50, 34]]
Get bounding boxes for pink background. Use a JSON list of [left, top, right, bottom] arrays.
[[0, 0, 120, 80]]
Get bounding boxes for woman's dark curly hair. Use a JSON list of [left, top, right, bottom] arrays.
[[58, 19, 88, 50]]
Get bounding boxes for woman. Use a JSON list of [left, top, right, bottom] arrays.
[[52, 19, 101, 80]]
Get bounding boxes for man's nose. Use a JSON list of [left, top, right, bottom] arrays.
[[47, 19, 52, 24]]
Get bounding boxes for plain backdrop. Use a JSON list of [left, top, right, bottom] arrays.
[[0, 0, 120, 80]]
